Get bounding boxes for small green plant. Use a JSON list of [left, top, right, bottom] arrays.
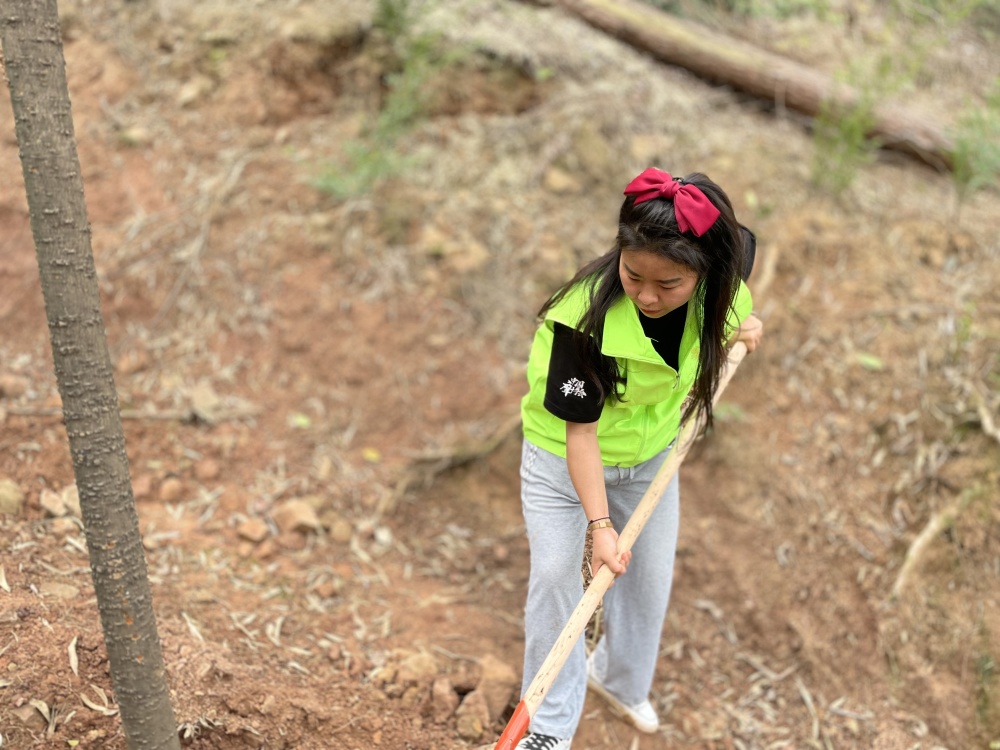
[[314, 140, 415, 199], [811, 94, 879, 197], [641, 0, 684, 12], [978, 652, 999, 733], [811, 54, 909, 197], [316, 1, 457, 199], [725, 0, 831, 18], [893, 0, 995, 25], [951, 79, 1000, 215], [373, 0, 413, 47], [375, 35, 464, 138]]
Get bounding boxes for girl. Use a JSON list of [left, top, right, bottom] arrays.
[[515, 168, 763, 749]]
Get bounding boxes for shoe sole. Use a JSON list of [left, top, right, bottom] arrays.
[[586, 675, 659, 734]]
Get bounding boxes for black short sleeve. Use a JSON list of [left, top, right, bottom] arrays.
[[543, 323, 605, 424], [740, 225, 757, 282]]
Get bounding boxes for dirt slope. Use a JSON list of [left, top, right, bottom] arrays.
[[1, 1, 999, 748]]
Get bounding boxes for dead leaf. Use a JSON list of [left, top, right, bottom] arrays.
[[182, 611, 205, 642], [80, 685, 118, 716], [265, 616, 284, 647], [68, 636, 79, 677], [189, 380, 221, 423], [0, 565, 9, 593], [29, 699, 50, 722], [856, 352, 884, 371], [80, 694, 118, 716]]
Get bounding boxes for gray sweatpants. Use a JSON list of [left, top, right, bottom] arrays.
[[519, 438, 680, 740]]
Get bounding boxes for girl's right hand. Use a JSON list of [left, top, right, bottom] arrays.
[[591, 527, 630, 580], [734, 314, 763, 352]]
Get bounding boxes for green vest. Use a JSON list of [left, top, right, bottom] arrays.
[[520, 279, 752, 466]]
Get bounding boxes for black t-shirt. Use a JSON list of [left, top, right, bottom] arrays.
[[542, 226, 757, 424]]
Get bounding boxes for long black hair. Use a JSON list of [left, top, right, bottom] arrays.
[[538, 172, 746, 430]]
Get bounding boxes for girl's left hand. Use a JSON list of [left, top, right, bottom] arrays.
[[734, 314, 763, 352]]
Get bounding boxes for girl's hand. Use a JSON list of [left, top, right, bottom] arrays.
[[734, 314, 763, 353], [591, 527, 631, 580]]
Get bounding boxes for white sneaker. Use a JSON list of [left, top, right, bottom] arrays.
[[586, 652, 659, 733], [515, 733, 572, 749]]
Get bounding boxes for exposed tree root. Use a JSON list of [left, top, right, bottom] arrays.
[[380, 413, 524, 517], [890, 493, 973, 601]]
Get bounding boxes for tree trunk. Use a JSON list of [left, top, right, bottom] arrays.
[[552, 0, 954, 171], [0, 3, 181, 749]]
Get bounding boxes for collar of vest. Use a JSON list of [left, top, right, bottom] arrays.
[[544, 279, 696, 366], [601, 297, 664, 363]]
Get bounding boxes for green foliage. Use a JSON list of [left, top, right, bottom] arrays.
[[743, 188, 774, 219], [856, 352, 885, 371], [954, 302, 976, 354], [534, 66, 556, 82], [643, 0, 831, 17], [723, 0, 830, 18], [811, 54, 911, 197], [978, 651, 999, 732], [810, 93, 879, 197], [641, 0, 684, 12], [713, 401, 747, 422], [314, 141, 415, 200], [377, 35, 463, 138], [951, 79, 1000, 203], [893, 0, 998, 25], [316, 1, 457, 199], [970, 1, 1000, 36], [373, 0, 413, 47]]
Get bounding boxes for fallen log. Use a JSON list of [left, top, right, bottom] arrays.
[[551, 0, 954, 171]]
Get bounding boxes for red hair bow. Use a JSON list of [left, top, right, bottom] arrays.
[[623, 168, 720, 237]]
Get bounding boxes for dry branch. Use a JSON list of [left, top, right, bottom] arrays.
[[968, 383, 1000, 446], [550, 0, 954, 170], [890, 493, 973, 600], [408, 413, 524, 467]]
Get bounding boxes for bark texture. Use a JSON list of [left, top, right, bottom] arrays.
[[0, 3, 181, 749], [553, 0, 954, 171]]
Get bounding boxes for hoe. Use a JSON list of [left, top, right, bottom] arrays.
[[494, 341, 749, 749]]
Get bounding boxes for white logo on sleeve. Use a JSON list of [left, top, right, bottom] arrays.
[[560, 377, 587, 398]]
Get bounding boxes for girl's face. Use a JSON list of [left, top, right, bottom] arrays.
[[619, 249, 699, 319]]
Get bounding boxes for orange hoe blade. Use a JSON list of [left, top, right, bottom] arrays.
[[493, 342, 749, 749], [494, 700, 531, 749]]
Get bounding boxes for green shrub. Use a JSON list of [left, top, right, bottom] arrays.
[[951, 79, 1000, 205], [810, 54, 914, 197], [978, 651, 999, 735], [314, 141, 415, 200], [811, 91, 879, 196], [374, 0, 413, 48], [724, 0, 830, 18], [894, 0, 998, 25], [316, 2, 457, 199]]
